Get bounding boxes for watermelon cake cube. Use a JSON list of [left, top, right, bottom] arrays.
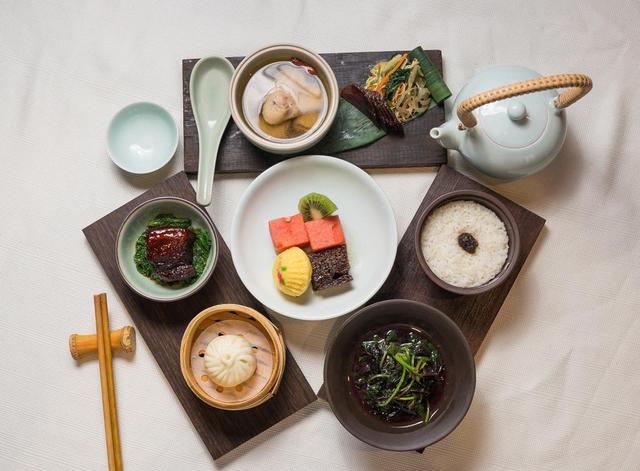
[[268, 214, 310, 253], [304, 215, 346, 252]]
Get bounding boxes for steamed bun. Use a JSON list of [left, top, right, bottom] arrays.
[[204, 334, 257, 387]]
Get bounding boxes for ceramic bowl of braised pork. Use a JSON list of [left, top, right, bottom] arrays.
[[115, 197, 219, 302], [323, 299, 475, 451]]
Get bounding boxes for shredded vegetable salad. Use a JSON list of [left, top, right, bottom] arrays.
[[365, 54, 431, 123]]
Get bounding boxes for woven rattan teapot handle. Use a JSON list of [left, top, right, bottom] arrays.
[[456, 73, 592, 129]]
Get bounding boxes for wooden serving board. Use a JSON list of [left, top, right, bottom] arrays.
[[370, 165, 545, 351], [318, 165, 545, 452], [83, 172, 316, 460], [182, 50, 447, 174]]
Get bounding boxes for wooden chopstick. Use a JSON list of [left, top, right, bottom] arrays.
[[94, 293, 123, 471], [100, 294, 122, 471]]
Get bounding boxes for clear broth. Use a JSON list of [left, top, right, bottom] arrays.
[[242, 60, 327, 141]]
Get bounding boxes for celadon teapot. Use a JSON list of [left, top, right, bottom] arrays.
[[430, 66, 592, 180]]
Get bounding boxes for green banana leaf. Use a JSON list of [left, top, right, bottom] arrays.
[[311, 94, 438, 156], [310, 98, 386, 155]]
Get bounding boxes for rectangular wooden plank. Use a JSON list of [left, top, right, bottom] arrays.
[[83, 172, 317, 460], [371, 165, 545, 352], [183, 51, 447, 174], [318, 166, 545, 454]]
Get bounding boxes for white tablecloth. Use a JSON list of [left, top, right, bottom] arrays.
[[2, 1, 639, 469]]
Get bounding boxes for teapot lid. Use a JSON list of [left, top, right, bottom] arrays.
[[459, 66, 561, 149]]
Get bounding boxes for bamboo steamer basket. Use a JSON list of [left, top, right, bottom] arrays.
[[180, 304, 286, 410]]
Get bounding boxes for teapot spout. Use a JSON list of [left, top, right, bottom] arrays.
[[430, 120, 460, 150]]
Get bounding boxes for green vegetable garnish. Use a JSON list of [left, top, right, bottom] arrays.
[[351, 328, 445, 424], [408, 46, 451, 104], [146, 214, 191, 229], [134, 233, 154, 278], [385, 68, 410, 101], [192, 228, 211, 278]]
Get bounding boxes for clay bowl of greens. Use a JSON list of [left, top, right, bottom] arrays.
[[116, 197, 219, 302], [323, 299, 475, 451]]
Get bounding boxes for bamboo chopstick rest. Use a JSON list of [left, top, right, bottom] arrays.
[[69, 293, 134, 471], [69, 326, 136, 360]]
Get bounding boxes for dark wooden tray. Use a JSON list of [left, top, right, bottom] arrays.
[[319, 165, 545, 452], [370, 165, 545, 351], [182, 50, 447, 174], [83, 172, 316, 460]]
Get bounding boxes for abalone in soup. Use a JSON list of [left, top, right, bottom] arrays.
[[242, 59, 327, 141]]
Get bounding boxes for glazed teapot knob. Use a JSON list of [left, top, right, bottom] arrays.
[[507, 101, 527, 121]]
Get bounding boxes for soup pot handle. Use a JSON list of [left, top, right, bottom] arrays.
[[456, 73, 593, 129]]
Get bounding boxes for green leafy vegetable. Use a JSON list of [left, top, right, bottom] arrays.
[[192, 228, 212, 278], [134, 233, 154, 278], [408, 47, 451, 104], [146, 214, 191, 229], [385, 68, 410, 101], [351, 328, 445, 424]]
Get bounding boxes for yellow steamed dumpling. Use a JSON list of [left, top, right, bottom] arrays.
[[272, 247, 312, 297]]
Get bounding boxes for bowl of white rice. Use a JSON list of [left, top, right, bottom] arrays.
[[414, 190, 520, 295]]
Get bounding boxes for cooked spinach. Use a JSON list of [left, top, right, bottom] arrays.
[[351, 328, 445, 423], [192, 228, 212, 277], [134, 232, 155, 278], [146, 214, 191, 229]]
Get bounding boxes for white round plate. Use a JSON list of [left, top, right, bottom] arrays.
[[230, 155, 398, 320]]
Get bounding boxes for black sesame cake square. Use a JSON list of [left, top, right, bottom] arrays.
[[308, 245, 353, 291]]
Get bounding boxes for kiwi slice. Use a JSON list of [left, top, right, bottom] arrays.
[[298, 193, 338, 221]]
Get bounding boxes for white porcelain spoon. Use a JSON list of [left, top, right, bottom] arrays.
[[190, 56, 235, 206]]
